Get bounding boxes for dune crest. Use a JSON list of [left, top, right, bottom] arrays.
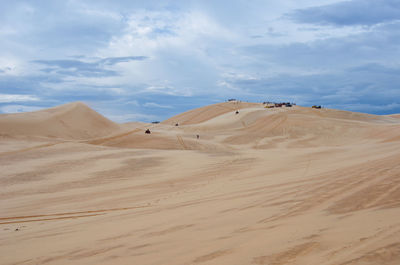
[[0, 102, 120, 140]]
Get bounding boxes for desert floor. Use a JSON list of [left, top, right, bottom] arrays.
[[1, 101, 400, 265]]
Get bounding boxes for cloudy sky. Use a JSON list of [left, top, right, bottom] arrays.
[[1, 0, 400, 122]]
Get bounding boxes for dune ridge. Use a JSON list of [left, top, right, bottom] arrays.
[[0, 102, 120, 140], [89, 103, 400, 150]]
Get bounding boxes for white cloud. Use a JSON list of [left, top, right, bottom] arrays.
[[87, 9, 236, 97], [74, 3, 123, 21], [0, 57, 28, 76], [0, 94, 40, 103], [143, 102, 173, 108], [102, 9, 234, 56], [0, 104, 43, 113], [0, 25, 18, 36]]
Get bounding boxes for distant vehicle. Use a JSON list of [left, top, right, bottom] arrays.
[[235, 110, 239, 114], [312, 105, 322, 109], [175, 123, 179, 126], [152, 121, 160, 124], [264, 102, 296, 108], [145, 129, 151, 134], [228, 99, 237, 102]]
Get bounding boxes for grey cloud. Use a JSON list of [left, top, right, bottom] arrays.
[[222, 61, 400, 114], [33, 59, 96, 69], [0, 67, 12, 73], [349, 63, 400, 75], [32, 60, 118, 77], [242, 21, 400, 72], [32, 56, 147, 77], [100, 56, 148, 65], [0, 2, 125, 57], [288, 0, 400, 26]]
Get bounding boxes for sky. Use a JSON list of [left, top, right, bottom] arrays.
[[1, 0, 400, 122]]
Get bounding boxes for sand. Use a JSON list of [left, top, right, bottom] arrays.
[[1, 101, 400, 265]]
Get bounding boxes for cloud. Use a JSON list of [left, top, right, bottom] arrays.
[[0, 94, 40, 103], [241, 20, 400, 74], [94, 8, 234, 96], [0, 104, 44, 113], [143, 102, 173, 108], [288, 0, 400, 27], [220, 61, 400, 115], [1, 1, 400, 120], [349, 63, 400, 75], [32, 56, 147, 77], [100, 56, 147, 65]]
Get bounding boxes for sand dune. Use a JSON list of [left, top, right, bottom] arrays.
[[0, 102, 120, 140], [91, 103, 400, 150], [1, 102, 400, 265], [162, 101, 259, 125]]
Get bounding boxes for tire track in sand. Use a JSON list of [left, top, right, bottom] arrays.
[[88, 128, 141, 145], [0, 204, 150, 225], [177, 135, 189, 150], [0, 142, 63, 157]]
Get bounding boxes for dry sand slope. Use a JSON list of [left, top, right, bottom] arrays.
[[1, 101, 400, 265]]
